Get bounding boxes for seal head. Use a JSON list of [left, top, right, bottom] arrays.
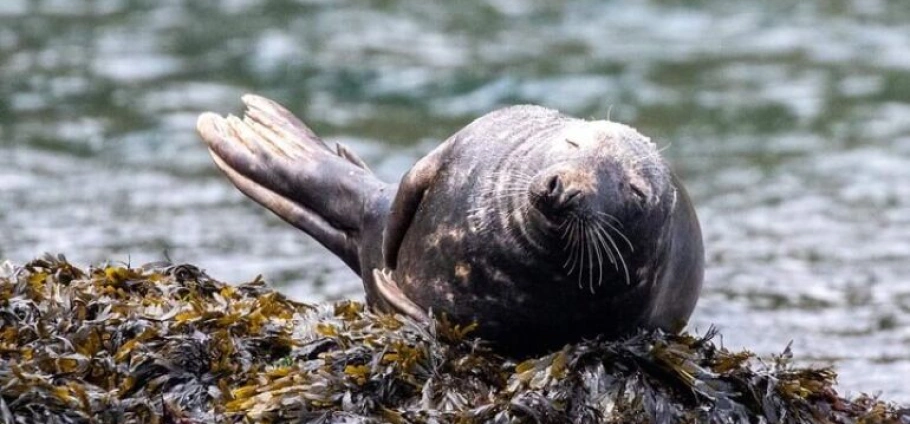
[[381, 107, 702, 354]]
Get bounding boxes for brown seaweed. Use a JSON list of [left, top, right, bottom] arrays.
[[1, 254, 907, 423]]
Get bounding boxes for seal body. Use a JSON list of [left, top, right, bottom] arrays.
[[198, 96, 703, 355]]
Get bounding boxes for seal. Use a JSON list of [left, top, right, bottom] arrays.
[[197, 95, 704, 354]]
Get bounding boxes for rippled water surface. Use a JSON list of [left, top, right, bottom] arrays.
[[2, 0, 909, 401]]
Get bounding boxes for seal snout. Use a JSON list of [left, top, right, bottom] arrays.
[[529, 173, 585, 216]]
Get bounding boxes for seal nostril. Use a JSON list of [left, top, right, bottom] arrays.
[[546, 175, 562, 197]]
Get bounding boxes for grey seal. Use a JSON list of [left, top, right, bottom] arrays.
[[197, 95, 703, 354]]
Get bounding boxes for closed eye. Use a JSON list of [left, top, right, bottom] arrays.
[[630, 185, 647, 202], [565, 138, 579, 148]]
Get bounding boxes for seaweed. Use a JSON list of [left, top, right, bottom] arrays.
[[1, 254, 907, 423]]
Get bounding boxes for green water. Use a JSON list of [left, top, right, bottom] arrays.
[[2, 0, 909, 401]]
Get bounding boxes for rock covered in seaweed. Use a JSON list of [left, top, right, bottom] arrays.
[[0, 254, 907, 423]]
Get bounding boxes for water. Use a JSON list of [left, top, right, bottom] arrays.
[[2, 0, 909, 402]]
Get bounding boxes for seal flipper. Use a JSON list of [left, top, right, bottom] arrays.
[[197, 95, 389, 274], [372, 269, 429, 322], [208, 151, 350, 265], [382, 142, 451, 269]]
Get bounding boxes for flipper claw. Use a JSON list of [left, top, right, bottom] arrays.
[[372, 268, 429, 322]]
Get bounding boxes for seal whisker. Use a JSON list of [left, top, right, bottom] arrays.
[[586, 225, 595, 293], [502, 202, 522, 232], [591, 220, 617, 268], [505, 201, 537, 248], [588, 223, 605, 294], [595, 211, 625, 228], [563, 217, 578, 269], [490, 171, 534, 186], [566, 217, 583, 285], [490, 188, 533, 196], [481, 185, 533, 199], [482, 182, 531, 189], [559, 219, 577, 271], [482, 178, 529, 189], [629, 151, 658, 167], [584, 222, 596, 293], [558, 218, 573, 246], [485, 190, 531, 201], [577, 220, 588, 290], [491, 183, 532, 188], [496, 168, 535, 179], [489, 177, 534, 186], [473, 180, 532, 237], [479, 185, 531, 195], [566, 217, 584, 274], [596, 215, 634, 252], [595, 216, 632, 286], [630, 142, 671, 167]]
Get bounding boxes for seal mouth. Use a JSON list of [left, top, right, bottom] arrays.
[[529, 174, 584, 218]]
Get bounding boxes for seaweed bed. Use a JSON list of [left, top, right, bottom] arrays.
[[1, 255, 907, 424]]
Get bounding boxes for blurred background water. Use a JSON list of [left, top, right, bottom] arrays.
[[1, 0, 909, 402]]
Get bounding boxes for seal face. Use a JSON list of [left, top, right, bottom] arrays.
[[198, 97, 703, 356]]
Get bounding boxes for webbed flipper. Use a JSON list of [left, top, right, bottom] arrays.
[[197, 95, 388, 274]]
